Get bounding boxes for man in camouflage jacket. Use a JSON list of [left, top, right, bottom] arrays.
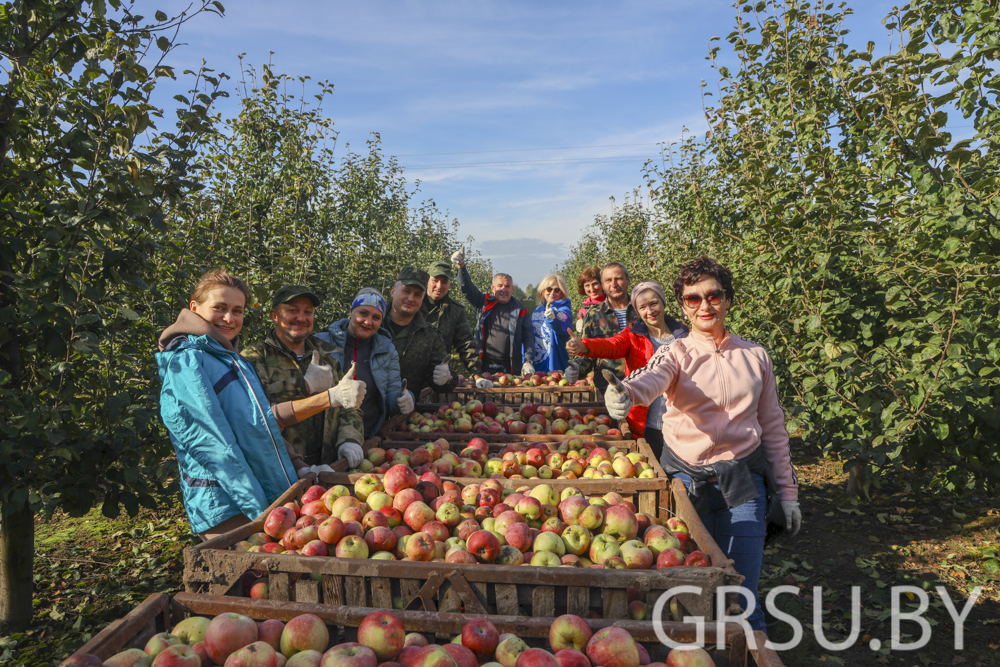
[[244, 286, 365, 467], [420, 259, 479, 374], [387, 267, 460, 398], [574, 262, 639, 393]]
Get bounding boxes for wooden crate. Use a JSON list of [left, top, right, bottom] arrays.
[[183, 476, 741, 622], [430, 385, 599, 404], [72, 592, 785, 667]]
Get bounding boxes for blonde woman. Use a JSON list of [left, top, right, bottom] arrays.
[[530, 274, 573, 372]]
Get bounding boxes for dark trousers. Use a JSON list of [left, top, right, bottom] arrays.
[[644, 426, 664, 464]]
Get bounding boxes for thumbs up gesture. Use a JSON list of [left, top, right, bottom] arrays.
[[328, 362, 367, 410], [450, 245, 465, 267], [303, 349, 334, 393], [602, 369, 632, 420], [565, 328, 589, 357]]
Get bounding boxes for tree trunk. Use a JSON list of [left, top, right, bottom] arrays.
[[846, 460, 869, 497], [0, 502, 34, 634]]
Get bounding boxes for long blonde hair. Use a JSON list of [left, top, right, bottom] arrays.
[[536, 274, 569, 301]]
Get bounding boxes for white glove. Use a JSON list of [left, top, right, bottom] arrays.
[[313, 464, 335, 474], [296, 467, 313, 479], [521, 362, 534, 376], [339, 442, 364, 469], [603, 372, 632, 420], [397, 389, 415, 414], [433, 362, 451, 386], [302, 350, 334, 394], [781, 501, 802, 535], [328, 362, 366, 409], [476, 378, 494, 389], [575, 318, 584, 334], [451, 245, 465, 267], [544, 305, 556, 321], [565, 362, 579, 384]]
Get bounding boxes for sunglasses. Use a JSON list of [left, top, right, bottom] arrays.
[[681, 289, 726, 308], [545, 287, 563, 292]]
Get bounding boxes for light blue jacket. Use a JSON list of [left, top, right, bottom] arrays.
[[316, 319, 402, 437], [157, 318, 297, 534]]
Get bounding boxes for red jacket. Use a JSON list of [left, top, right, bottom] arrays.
[[582, 319, 684, 437]]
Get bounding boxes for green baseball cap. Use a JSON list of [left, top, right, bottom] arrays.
[[397, 266, 429, 289], [426, 260, 453, 280], [270, 285, 321, 310]]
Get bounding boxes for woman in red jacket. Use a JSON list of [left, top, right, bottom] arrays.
[[565, 281, 687, 460]]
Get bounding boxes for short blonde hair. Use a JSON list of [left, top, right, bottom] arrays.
[[190, 269, 250, 306], [536, 274, 569, 301]]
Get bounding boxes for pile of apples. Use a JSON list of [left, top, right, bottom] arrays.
[[234, 472, 710, 577], [352, 438, 657, 482], [398, 401, 621, 438], [458, 369, 596, 388], [66, 609, 715, 667]]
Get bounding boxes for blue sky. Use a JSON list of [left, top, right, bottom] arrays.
[[154, 0, 897, 287]]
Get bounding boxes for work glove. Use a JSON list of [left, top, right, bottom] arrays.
[[450, 245, 465, 267], [544, 305, 556, 321], [603, 370, 632, 420], [397, 389, 415, 414], [781, 500, 802, 536], [302, 350, 334, 394], [476, 378, 494, 389], [575, 318, 585, 334], [433, 361, 452, 386], [296, 467, 313, 479], [521, 362, 535, 376], [312, 464, 335, 475], [339, 442, 364, 469], [565, 362, 579, 384], [328, 362, 366, 409], [566, 329, 588, 357]]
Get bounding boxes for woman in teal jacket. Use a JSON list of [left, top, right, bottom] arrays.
[[157, 270, 364, 538]]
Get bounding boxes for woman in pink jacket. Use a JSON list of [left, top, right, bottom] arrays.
[[603, 256, 801, 632]]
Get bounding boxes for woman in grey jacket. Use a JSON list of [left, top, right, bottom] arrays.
[[317, 289, 414, 438]]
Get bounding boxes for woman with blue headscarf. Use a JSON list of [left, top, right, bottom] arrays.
[[531, 274, 574, 372], [317, 287, 412, 438]]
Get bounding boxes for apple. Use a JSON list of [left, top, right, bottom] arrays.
[[620, 540, 654, 570], [408, 646, 458, 667], [684, 551, 712, 567], [533, 531, 566, 557], [255, 619, 285, 651], [514, 496, 542, 520], [154, 645, 203, 667], [103, 649, 148, 667], [404, 634, 429, 648], [553, 650, 591, 667], [560, 525, 591, 556], [321, 643, 378, 667], [496, 637, 529, 667], [172, 616, 211, 645], [461, 618, 499, 656], [362, 510, 389, 531], [443, 644, 477, 667], [494, 545, 525, 565], [467, 530, 501, 563], [529, 485, 559, 507], [205, 613, 258, 665], [446, 548, 478, 564], [145, 634, 182, 658], [665, 518, 689, 535], [578, 506, 604, 532], [558, 497, 589, 526], [336, 535, 370, 559], [406, 532, 435, 561], [404, 501, 435, 532], [354, 474, 384, 502], [644, 531, 681, 557], [585, 628, 639, 667], [224, 642, 278, 667], [264, 507, 297, 539], [664, 647, 714, 667], [278, 614, 329, 658], [286, 651, 323, 667], [549, 614, 593, 652], [530, 551, 561, 567], [515, 649, 559, 667], [589, 535, 620, 565], [656, 548, 686, 569], [384, 465, 419, 495], [357, 611, 405, 661]]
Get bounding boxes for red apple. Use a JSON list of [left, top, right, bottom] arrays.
[[665, 647, 713, 667], [205, 613, 258, 665], [224, 642, 277, 667], [467, 530, 501, 563], [264, 507, 297, 539], [461, 618, 499, 657], [405, 532, 435, 561], [384, 465, 419, 495], [549, 614, 592, 652], [154, 646, 203, 667], [409, 646, 457, 667], [515, 649, 559, 667], [322, 643, 378, 667], [280, 614, 329, 658], [683, 551, 711, 567], [585, 628, 639, 667], [358, 611, 405, 661], [554, 650, 591, 667]]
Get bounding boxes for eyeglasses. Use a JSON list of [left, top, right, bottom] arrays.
[[545, 287, 563, 293], [681, 289, 726, 308]]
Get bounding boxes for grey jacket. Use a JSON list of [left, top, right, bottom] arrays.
[[316, 320, 402, 436]]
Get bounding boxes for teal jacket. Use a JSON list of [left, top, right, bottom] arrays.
[[157, 310, 297, 534]]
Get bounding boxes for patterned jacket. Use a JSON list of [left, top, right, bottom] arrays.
[[243, 330, 365, 466], [421, 293, 479, 374], [575, 300, 640, 393], [385, 307, 460, 397]]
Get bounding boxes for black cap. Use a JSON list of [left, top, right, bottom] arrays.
[[270, 285, 320, 310], [397, 266, 429, 289], [426, 260, 453, 280]]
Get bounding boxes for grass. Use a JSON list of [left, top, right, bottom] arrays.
[[2, 440, 998, 667]]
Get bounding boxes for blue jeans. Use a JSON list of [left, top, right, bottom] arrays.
[[671, 472, 767, 632]]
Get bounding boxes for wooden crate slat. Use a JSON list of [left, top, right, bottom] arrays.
[[565, 586, 590, 617], [295, 578, 320, 604], [531, 586, 555, 617], [269, 572, 291, 601], [322, 574, 344, 606], [76, 593, 170, 659], [601, 588, 628, 620], [371, 576, 393, 609], [494, 583, 519, 616], [344, 576, 368, 607]]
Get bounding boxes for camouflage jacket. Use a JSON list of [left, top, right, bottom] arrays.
[[243, 330, 365, 466], [421, 292, 479, 374], [576, 300, 639, 393], [385, 306, 459, 397]]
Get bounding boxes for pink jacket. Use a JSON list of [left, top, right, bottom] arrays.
[[622, 330, 798, 500]]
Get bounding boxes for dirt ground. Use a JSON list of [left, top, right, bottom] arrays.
[[3, 438, 998, 666]]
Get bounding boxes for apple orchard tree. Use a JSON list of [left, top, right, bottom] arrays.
[[0, 1, 226, 632]]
